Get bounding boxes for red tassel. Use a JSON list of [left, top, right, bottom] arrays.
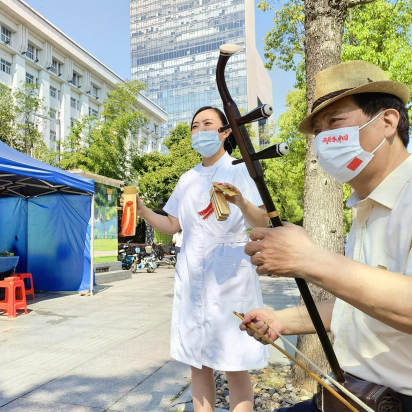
[[198, 200, 214, 220], [119, 201, 135, 237]]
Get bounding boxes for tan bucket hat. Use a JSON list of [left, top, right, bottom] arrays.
[[298, 60, 410, 134]]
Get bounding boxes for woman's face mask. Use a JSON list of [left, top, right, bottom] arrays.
[[191, 130, 224, 158], [314, 111, 385, 183]]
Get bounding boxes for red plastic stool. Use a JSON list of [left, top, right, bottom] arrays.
[[14, 273, 35, 300], [0, 277, 28, 317]]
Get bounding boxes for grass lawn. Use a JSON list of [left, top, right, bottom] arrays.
[[94, 256, 118, 263], [94, 238, 117, 252]]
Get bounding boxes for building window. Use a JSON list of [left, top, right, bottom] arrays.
[[26, 44, 39, 61], [25, 73, 34, 84], [50, 59, 60, 75], [50, 86, 57, 99], [258, 118, 267, 129], [0, 58, 11, 75], [1, 26, 11, 44], [71, 72, 80, 87], [50, 130, 57, 150], [259, 135, 270, 148], [70, 117, 75, 127], [91, 84, 99, 99], [153, 124, 159, 135], [88, 107, 98, 117], [70, 97, 79, 110], [27, 44, 33, 59], [50, 109, 57, 119], [151, 141, 156, 151]]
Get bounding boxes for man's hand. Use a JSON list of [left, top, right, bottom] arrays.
[[239, 308, 285, 344], [245, 222, 318, 277]]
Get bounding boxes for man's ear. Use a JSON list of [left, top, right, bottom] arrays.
[[382, 109, 400, 139]]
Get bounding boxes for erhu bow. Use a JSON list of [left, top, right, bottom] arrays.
[[215, 43, 345, 385]]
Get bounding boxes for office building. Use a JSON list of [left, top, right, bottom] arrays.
[[130, 0, 273, 142]]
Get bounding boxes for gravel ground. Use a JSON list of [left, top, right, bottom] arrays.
[[214, 365, 314, 411]]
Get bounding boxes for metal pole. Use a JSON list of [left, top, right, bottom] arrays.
[[90, 195, 95, 296]]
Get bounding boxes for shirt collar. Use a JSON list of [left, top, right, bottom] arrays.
[[196, 151, 231, 172], [212, 151, 231, 168], [347, 154, 412, 209]]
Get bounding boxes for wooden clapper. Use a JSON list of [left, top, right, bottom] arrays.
[[120, 186, 137, 237], [209, 182, 237, 221]]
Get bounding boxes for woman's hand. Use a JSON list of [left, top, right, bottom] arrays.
[[216, 183, 246, 209], [119, 192, 180, 235], [215, 182, 268, 228], [239, 308, 285, 344], [120, 193, 145, 215]]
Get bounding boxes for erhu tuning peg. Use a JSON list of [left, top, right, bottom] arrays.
[[232, 142, 289, 165]]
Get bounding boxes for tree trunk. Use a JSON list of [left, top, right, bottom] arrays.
[[294, 0, 350, 392]]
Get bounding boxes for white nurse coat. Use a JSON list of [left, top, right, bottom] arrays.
[[163, 152, 269, 371]]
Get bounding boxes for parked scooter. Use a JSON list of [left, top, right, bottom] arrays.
[[153, 243, 176, 268], [118, 241, 135, 270], [130, 247, 157, 273]]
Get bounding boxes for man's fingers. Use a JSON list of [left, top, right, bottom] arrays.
[[250, 253, 266, 267], [246, 327, 255, 337], [242, 312, 257, 325], [253, 332, 263, 341], [252, 324, 270, 344], [245, 240, 264, 256], [256, 264, 270, 276], [249, 252, 276, 276], [240, 312, 276, 345], [249, 227, 269, 241]]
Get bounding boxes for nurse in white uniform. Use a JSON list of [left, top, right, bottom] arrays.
[[131, 107, 269, 412]]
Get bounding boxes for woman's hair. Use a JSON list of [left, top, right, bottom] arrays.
[[190, 106, 237, 154]]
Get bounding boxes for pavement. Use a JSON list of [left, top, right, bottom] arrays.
[[0, 267, 299, 412]]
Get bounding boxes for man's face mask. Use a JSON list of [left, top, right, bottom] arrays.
[[191, 130, 224, 158], [314, 111, 385, 183]]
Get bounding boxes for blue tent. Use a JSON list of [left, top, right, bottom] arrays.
[[0, 141, 95, 292]]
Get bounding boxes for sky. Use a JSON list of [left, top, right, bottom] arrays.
[[25, 0, 295, 121]]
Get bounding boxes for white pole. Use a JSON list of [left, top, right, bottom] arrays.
[[90, 195, 95, 296]]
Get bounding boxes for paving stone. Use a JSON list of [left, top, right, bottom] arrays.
[[0, 398, 104, 412], [0, 369, 63, 399], [107, 361, 190, 412], [24, 373, 147, 409], [0, 345, 33, 365]]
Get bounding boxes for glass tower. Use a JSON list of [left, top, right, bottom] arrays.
[[130, 0, 270, 136]]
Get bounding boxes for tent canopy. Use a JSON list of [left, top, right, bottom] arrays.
[[0, 140, 94, 198], [0, 141, 95, 292]]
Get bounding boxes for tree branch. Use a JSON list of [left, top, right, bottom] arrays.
[[347, 0, 376, 8]]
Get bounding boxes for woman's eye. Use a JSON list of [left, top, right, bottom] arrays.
[[330, 118, 341, 124]]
